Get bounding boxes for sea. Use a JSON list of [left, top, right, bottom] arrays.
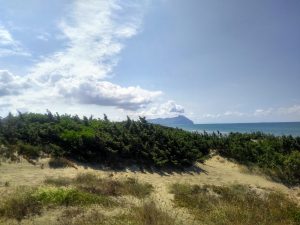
[[177, 122, 300, 137]]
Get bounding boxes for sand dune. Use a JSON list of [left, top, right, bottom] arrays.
[[1, 155, 299, 224]]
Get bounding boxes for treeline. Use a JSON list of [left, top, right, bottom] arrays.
[[0, 112, 209, 168], [0, 112, 299, 184]]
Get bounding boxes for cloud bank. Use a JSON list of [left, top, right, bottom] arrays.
[[199, 105, 300, 122], [0, 0, 168, 115]]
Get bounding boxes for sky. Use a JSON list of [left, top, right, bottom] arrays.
[[0, 0, 299, 123]]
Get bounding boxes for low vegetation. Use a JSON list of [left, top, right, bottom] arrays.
[[56, 201, 177, 225], [45, 173, 153, 199], [170, 183, 300, 225], [0, 173, 176, 225], [0, 186, 115, 221], [0, 174, 155, 224], [0, 187, 42, 221]]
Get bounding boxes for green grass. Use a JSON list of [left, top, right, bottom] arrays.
[[34, 187, 115, 207], [0, 186, 116, 221], [170, 183, 300, 225]]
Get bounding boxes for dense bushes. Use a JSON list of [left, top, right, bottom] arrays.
[[216, 132, 300, 184], [0, 112, 209, 168]]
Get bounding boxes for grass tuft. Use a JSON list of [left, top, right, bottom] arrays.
[[44, 176, 72, 186], [132, 201, 178, 225], [34, 187, 116, 207], [48, 173, 153, 198], [0, 187, 42, 221], [170, 183, 300, 225]]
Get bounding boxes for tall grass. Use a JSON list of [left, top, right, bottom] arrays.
[[0, 187, 42, 221], [170, 183, 300, 225], [56, 201, 178, 225], [132, 201, 179, 225]]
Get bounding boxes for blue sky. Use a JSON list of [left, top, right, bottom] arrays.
[[0, 0, 299, 123]]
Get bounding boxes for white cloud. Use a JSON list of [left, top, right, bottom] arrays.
[[0, 26, 14, 45], [30, 0, 142, 82], [36, 32, 50, 41], [0, 0, 163, 114], [161, 100, 184, 114], [0, 24, 29, 57], [137, 100, 185, 118], [57, 80, 162, 110], [278, 105, 300, 115], [253, 108, 273, 116], [224, 111, 244, 117], [0, 70, 31, 96]]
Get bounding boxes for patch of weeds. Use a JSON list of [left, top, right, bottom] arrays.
[[56, 201, 178, 225], [57, 209, 107, 225], [0, 187, 42, 221], [34, 187, 116, 207], [132, 201, 178, 225], [121, 178, 153, 199], [170, 183, 300, 225], [73, 173, 153, 198]]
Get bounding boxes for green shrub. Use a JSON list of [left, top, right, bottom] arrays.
[[17, 143, 41, 159]]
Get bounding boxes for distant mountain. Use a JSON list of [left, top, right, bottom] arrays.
[[148, 115, 194, 126]]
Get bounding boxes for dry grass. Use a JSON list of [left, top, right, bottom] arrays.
[[0, 187, 42, 221], [170, 183, 300, 225], [45, 173, 153, 199], [56, 201, 179, 225], [131, 201, 180, 225], [48, 157, 78, 169]]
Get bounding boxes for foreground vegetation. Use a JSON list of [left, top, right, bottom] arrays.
[[0, 112, 299, 184], [1, 172, 299, 225], [170, 183, 300, 225], [0, 173, 170, 225]]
